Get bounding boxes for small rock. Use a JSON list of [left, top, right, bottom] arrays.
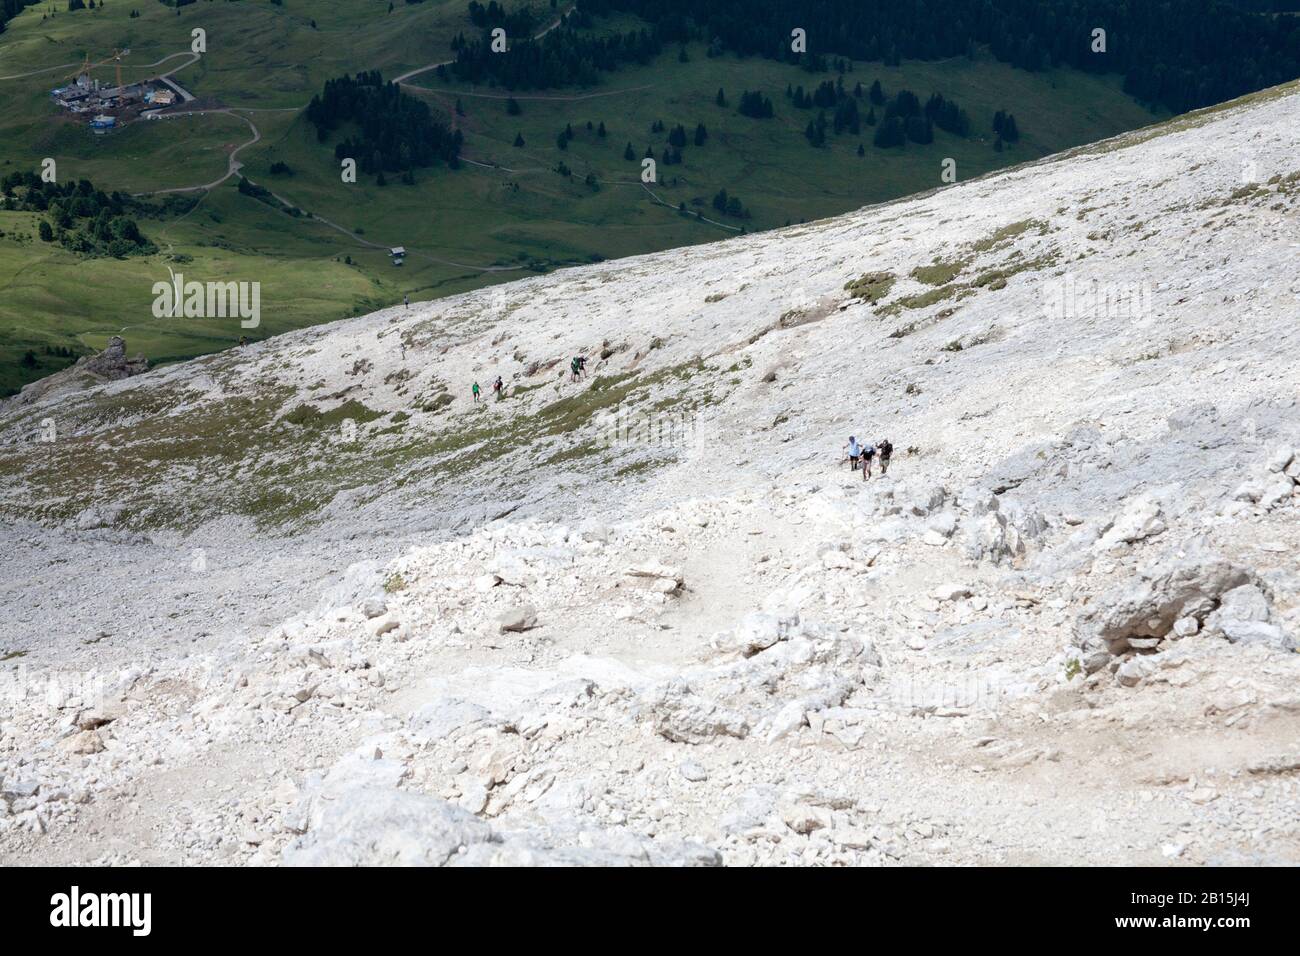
[[497, 605, 538, 633], [1116, 656, 1156, 687], [60, 730, 105, 755], [474, 574, 502, 594], [678, 761, 708, 783], [459, 782, 489, 815], [1266, 445, 1294, 473]]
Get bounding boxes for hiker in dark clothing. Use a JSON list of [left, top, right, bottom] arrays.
[[493, 376, 504, 400], [576, 355, 587, 379], [861, 441, 876, 480], [878, 438, 894, 475]]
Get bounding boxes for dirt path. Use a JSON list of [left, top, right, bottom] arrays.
[[135, 108, 261, 196], [0, 49, 197, 82], [392, 3, 577, 85]]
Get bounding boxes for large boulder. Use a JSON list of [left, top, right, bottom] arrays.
[[964, 511, 1024, 565], [641, 678, 750, 744], [283, 786, 721, 866], [1075, 552, 1256, 662], [81, 336, 150, 381], [283, 788, 496, 866], [1203, 585, 1292, 649], [1095, 494, 1166, 551]]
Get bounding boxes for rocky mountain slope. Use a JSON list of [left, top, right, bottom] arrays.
[[2, 80, 1299, 865]]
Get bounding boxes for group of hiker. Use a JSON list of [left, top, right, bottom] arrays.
[[843, 435, 894, 479], [472, 355, 587, 404], [471, 376, 504, 403]]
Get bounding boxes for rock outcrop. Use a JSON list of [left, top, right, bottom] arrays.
[[4, 336, 149, 410]]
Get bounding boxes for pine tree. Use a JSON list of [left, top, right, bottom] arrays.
[[624, 142, 635, 160], [694, 122, 708, 146], [715, 88, 727, 107], [904, 115, 933, 144], [873, 116, 905, 148], [514, 132, 525, 147]]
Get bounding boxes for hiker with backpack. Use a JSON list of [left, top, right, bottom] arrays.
[[576, 355, 587, 379], [844, 436, 863, 471], [878, 438, 894, 475], [861, 440, 877, 480], [472, 381, 481, 403], [570, 357, 580, 383], [493, 376, 504, 401]]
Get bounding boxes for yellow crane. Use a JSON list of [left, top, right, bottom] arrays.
[[111, 48, 128, 90], [64, 48, 128, 89]]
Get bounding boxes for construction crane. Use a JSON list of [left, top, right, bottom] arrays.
[[64, 48, 129, 90], [111, 48, 129, 90]]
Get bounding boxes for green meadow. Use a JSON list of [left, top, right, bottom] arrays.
[[0, 0, 1161, 395]]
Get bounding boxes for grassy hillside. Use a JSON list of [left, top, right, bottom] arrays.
[[0, 200, 389, 395], [0, 1, 1162, 395], [0, 0, 474, 106]]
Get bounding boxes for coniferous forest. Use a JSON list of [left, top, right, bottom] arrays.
[[450, 0, 1300, 116], [305, 72, 463, 176]]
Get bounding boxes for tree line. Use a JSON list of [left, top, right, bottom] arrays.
[[579, 0, 1300, 116], [466, 0, 537, 35], [444, 17, 663, 88]]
